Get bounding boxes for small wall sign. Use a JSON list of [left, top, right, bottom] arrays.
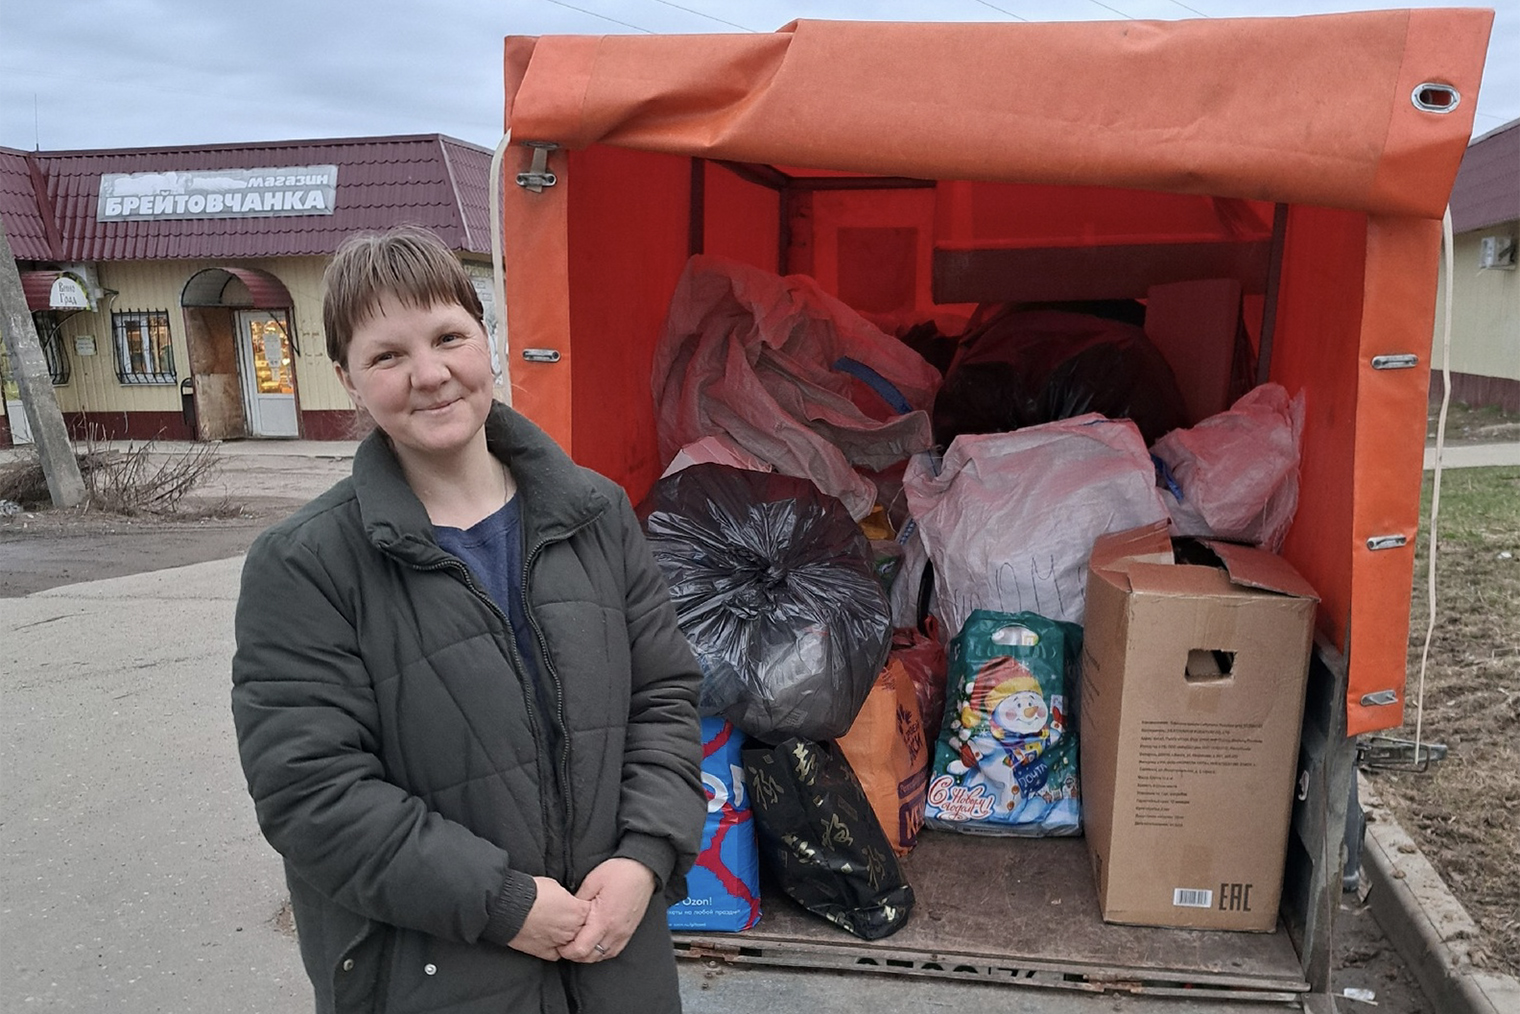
[[51, 275, 92, 310]]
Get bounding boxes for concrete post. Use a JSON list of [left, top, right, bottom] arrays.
[[0, 220, 86, 507]]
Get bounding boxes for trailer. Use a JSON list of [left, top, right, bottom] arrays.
[[494, 11, 1493, 1008]]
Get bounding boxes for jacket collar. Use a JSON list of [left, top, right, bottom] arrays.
[[352, 401, 609, 567]]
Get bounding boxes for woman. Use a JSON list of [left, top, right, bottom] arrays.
[[231, 226, 705, 1014]]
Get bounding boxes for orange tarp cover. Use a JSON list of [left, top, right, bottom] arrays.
[[506, 10, 1491, 218], [500, 11, 1493, 737]]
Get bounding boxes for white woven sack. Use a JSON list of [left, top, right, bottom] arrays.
[[903, 415, 1168, 634]]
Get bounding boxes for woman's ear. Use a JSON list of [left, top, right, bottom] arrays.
[[334, 362, 362, 409], [334, 363, 376, 438]]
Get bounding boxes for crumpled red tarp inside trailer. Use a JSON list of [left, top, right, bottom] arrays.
[[499, 11, 1494, 736]]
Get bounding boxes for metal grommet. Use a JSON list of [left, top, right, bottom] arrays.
[[424, 963, 438, 976], [341, 959, 355, 972], [1411, 82, 1460, 113]]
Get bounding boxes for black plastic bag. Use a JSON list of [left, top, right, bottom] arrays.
[[932, 307, 1188, 446], [743, 737, 915, 940], [639, 463, 892, 741]]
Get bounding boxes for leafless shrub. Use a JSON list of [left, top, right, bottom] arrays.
[[0, 430, 236, 517], [82, 436, 227, 516]]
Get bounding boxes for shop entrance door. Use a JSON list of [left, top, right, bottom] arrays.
[[236, 311, 297, 437]]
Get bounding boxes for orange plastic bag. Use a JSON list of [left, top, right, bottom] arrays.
[[835, 659, 928, 856]]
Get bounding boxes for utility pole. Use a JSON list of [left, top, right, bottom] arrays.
[[0, 219, 85, 507]]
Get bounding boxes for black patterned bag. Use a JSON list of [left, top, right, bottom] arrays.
[[742, 737, 914, 940]]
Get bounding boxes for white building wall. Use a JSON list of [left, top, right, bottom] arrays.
[[47, 256, 352, 417], [1434, 225, 1520, 382]]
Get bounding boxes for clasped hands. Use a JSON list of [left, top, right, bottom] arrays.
[[508, 857, 655, 963]]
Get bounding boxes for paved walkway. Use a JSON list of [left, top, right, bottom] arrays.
[[1425, 441, 1520, 470], [1, 559, 304, 1014], [96, 438, 362, 460]]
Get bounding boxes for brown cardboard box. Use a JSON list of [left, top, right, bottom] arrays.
[[1080, 522, 1318, 931]]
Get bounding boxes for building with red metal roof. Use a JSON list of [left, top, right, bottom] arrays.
[[1437, 118, 1519, 413], [1, 134, 496, 445]]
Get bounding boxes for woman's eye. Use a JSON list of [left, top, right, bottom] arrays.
[[371, 351, 396, 366], [439, 332, 464, 345]]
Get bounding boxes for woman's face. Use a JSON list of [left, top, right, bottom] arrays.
[[337, 292, 495, 464]]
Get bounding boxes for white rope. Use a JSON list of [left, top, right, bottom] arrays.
[[489, 130, 512, 406], [1413, 206, 1454, 766]]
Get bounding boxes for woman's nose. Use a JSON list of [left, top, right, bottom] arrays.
[[412, 348, 450, 387]]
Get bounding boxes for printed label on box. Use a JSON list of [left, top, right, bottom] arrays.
[[1172, 887, 1214, 909]]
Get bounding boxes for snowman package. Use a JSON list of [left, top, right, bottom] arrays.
[[924, 609, 1083, 836]]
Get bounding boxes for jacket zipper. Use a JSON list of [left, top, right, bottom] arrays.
[[521, 513, 600, 889]]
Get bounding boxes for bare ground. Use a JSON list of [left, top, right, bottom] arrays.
[[0, 447, 350, 596], [1362, 461, 1520, 978]]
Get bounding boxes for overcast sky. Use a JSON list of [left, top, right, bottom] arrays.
[[1, 0, 1514, 153]]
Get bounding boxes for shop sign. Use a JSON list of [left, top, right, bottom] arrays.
[[96, 165, 339, 222], [50, 274, 91, 310]]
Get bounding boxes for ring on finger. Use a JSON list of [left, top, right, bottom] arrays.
[[593, 942, 608, 956]]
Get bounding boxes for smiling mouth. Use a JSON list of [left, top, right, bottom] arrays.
[[417, 400, 457, 413]]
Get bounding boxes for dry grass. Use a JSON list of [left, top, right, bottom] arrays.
[[0, 450, 103, 508], [1365, 464, 1520, 976]]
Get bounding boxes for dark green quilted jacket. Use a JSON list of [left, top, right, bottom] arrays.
[[232, 403, 704, 1014]]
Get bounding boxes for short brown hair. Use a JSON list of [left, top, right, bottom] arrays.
[[322, 225, 484, 366]]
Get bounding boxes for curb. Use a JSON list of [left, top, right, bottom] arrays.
[[1358, 774, 1520, 1014]]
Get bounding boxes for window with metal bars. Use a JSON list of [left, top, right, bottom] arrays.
[[112, 310, 176, 384], [31, 312, 73, 385]]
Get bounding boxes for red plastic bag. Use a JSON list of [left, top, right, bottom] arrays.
[[652, 256, 941, 519], [891, 620, 949, 748]]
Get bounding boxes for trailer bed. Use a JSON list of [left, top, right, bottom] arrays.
[[674, 832, 1308, 1002]]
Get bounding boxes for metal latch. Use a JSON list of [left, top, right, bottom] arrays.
[[680, 940, 743, 963], [1358, 735, 1447, 771], [1359, 689, 1400, 707], [1367, 534, 1408, 551], [1372, 354, 1419, 370], [515, 142, 558, 192], [521, 348, 561, 363]]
